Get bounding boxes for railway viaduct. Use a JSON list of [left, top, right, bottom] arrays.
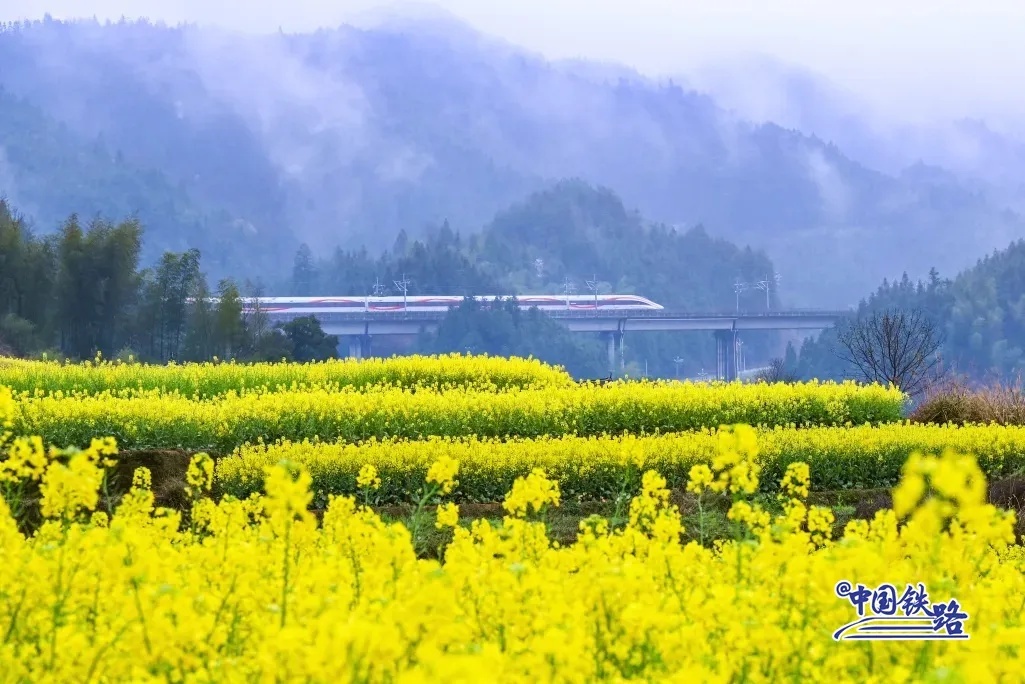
[[262, 308, 843, 381]]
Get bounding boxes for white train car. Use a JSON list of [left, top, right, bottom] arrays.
[[249, 294, 664, 314]]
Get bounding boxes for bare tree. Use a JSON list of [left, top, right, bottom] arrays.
[[757, 357, 798, 384], [834, 308, 945, 396], [242, 279, 270, 343]]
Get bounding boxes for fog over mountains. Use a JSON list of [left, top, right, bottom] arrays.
[[684, 54, 1025, 194], [2, 10, 1024, 305]]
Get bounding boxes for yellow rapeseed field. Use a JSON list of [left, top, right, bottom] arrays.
[[0, 353, 574, 396], [1, 392, 1022, 681], [0, 360, 1019, 681], [218, 422, 1025, 504], [6, 379, 904, 451]]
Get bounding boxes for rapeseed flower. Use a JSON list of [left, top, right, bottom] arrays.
[[502, 468, 560, 517], [0, 431, 1023, 681], [435, 502, 459, 529], [357, 463, 382, 490], [426, 456, 460, 495], [185, 452, 215, 498]]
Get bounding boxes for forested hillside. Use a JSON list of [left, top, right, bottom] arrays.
[[1, 17, 1022, 304], [290, 181, 781, 377], [0, 85, 289, 278], [0, 199, 336, 363], [795, 238, 1025, 381], [0, 179, 782, 377]]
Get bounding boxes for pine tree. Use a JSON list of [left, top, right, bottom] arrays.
[[292, 244, 317, 296], [182, 275, 216, 361], [213, 279, 245, 359]]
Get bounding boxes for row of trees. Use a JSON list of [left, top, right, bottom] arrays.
[[0, 193, 961, 390], [0, 201, 339, 362]]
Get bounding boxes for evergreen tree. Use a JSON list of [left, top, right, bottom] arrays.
[[53, 215, 88, 357], [54, 215, 141, 358], [182, 275, 216, 361], [0, 201, 55, 345], [213, 279, 245, 359], [291, 243, 317, 296], [135, 249, 201, 361], [783, 341, 799, 374]]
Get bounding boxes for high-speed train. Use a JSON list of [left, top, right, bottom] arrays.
[[247, 294, 664, 314]]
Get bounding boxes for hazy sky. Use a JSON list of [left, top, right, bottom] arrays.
[[9, 0, 1025, 122]]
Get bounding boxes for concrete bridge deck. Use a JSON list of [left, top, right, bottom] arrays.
[[261, 308, 845, 380]]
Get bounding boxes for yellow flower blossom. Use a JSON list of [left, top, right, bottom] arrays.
[[426, 456, 460, 496], [3, 358, 1025, 681], [780, 461, 811, 500], [357, 463, 382, 491], [435, 502, 459, 529], [502, 468, 560, 517], [0, 428, 1022, 681], [184, 452, 215, 498]]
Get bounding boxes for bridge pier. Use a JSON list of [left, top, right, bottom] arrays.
[[602, 331, 625, 376], [347, 337, 362, 360], [715, 330, 739, 381], [619, 331, 625, 374], [280, 309, 841, 371], [336, 333, 373, 361]]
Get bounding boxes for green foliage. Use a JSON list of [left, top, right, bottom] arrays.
[[305, 224, 501, 297], [0, 199, 290, 364], [797, 246, 1025, 384], [784, 341, 798, 371], [52, 213, 142, 359], [946, 241, 1025, 377], [135, 249, 201, 362], [796, 270, 953, 380], [0, 201, 53, 335], [214, 280, 246, 360], [418, 297, 605, 378], [278, 316, 339, 362], [0, 314, 37, 356], [246, 330, 295, 363], [181, 276, 217, 362]]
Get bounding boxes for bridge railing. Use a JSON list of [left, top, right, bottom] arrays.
[[259, 309, 848, 321], [541, 309, 848, 319]]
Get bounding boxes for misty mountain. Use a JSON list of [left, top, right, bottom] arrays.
[[0, 85, 291, 276], [1, 16, 1022, 305], [688, 55, 1025, 201]]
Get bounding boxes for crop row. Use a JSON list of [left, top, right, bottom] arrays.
[[4, 425, 1022, 680], [5, 380, 904, 451], [0, 353, 573, 396], [215, 422, 1025, 504]]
